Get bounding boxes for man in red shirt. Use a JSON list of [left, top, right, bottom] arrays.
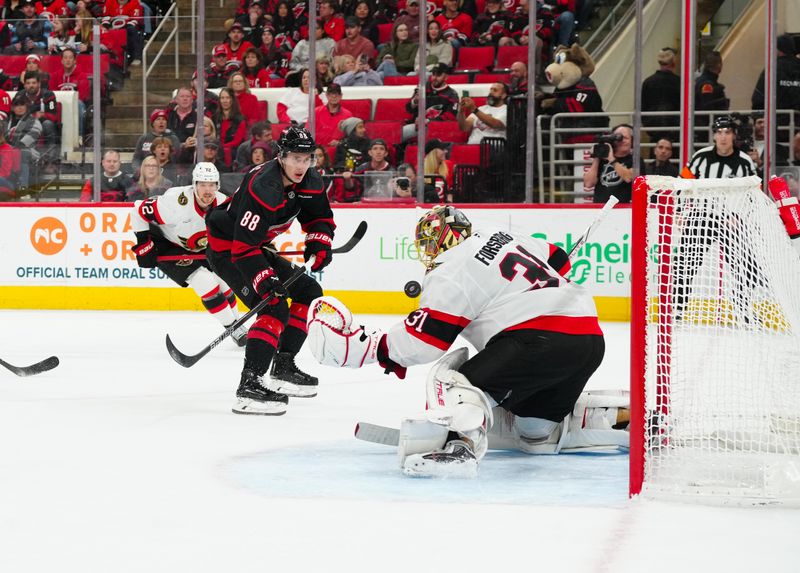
[[50, 47, 89, 135], [436, 0, 474, 47], [223, 22, 255, 64], [103, 0, 145, 65], [319, 0, 345, 42], [314, 83, 352, 147]]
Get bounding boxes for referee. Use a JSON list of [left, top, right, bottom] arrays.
[[684, 115, 757, 178]]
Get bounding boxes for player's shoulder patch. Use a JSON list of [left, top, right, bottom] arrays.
[[700, 83, 714, 94], [178, 190, 189, 205]]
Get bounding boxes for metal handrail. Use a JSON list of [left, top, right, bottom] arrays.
[[142, 3, 180, 131], [584, 0, 634, 55]]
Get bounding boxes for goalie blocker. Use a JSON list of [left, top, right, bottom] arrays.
[[767, 176, 800, 255]]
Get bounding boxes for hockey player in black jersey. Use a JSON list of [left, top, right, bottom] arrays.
[[206, 126, 335, 415]]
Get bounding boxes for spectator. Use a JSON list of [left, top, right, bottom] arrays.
[[336, 137, 393, 200], [208, 44, 233, 89], [18, 54, 49, 90], [316, 55, 335, 89], [168, 86, 199, 146], [319, 0, 345, 42], [51, 47, 89, 134], [7, 93, 41, 188], [235, 120, 276, 170], [36, 0, 70, 21], [290, 20, 335, 72], [213, 87, 248, 171], [508, 61, 528, 96], [21, 70, 58, 166], [458, 82, 508, 144], [415, 20, 453, 73], [235, 0, 266, 46], [423, 138, 453, 202], [271, 1, 298, 49], [0, 87, 9, 119], [394, 0, 421, 43], [392, 162, 416, 200], [241, 47, 271, 88], [641, 47, 680, 143], [351, 1, 382, 46], [191, 71, 220, 118], [332, 15, 376, 71], [751, 33, 800, 145], [376, 23, 419, 78], [228, 70, 262, 127], [74, 8, 95, 54], [435, 0, 473, 49], [472, 0, 510, 47], [47, 16, 76, 53], [402, 63, 459, 141], [132, 109, 181, 174], [103, 0, 144, 66], [79, 149, 136, 201], [276, 68, 322, 124], [0, 122, 16, 200], [790, 131, 800, 166], [583, 123, 644, 204], [333, 116, 370, 171], [150, 135, 182, 184], [646, 137, 678, 177], [695, 50, 729, 138], [685, 115, 756, 179], [0, 1, 24, 21], [315, 144, 335, 198], [552, 0, 577, 49], [4, 0, 51, 55], [747, 112, 789, 174], [315, 83, 352, 147], [259, 25, 291, 79], [128, 154, 173, 201], [244, 140, 272, 171], [201, 137, 226, 173], [223, 22, 255, 64], [334, 52, 382, 86]]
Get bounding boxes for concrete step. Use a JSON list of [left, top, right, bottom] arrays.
[[112, 90, 177, 106]]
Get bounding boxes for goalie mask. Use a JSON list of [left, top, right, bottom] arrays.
[[414, 205, 472, 270]]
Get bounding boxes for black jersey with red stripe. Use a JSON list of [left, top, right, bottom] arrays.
[[206, 159, 335, 288]]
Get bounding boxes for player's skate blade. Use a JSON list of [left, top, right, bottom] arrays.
[[402, 440, 478, 478], [233, 368, 289, 415], [268, 352, 318, 398], [232, 397, 287, 416]]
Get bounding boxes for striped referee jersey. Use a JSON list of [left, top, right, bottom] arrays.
[[686, 145, 757, 178]]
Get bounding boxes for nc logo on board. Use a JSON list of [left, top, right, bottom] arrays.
[[30, 217, 68, 255]]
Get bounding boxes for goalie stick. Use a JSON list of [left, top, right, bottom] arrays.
[[165, 221, 368, 368], [355, 200, 621, 447], [0, 356, 60, 377]]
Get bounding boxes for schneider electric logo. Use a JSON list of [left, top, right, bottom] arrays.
[[531, 232, 631, 285]]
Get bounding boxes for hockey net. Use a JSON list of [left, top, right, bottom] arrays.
[[630, 175, 800, 506]]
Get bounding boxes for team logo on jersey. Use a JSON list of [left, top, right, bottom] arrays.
[[175, 258, 194, 267], [183, 231, 208, 251], [178, 191, 188, 206], [287, 190, 295, 199]]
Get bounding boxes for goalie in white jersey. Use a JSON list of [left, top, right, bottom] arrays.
[[130, 162, 246, 345], [308, 206, 629, 477]]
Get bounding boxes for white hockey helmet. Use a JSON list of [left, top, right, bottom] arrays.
[[192, 162, 220, 192]]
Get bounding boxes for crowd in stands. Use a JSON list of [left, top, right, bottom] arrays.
[[0, 0, 799, 204]]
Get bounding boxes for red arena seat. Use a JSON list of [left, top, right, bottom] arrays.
[[272, 122, 291, 140], [427, 121, 468, 144], [447, 74, 470, 84], [495, 45, 529, 70], [341, 98, 372, 121], [373, 98, 411, 122], [377, 23, 393, 45], [382, 76, 420, 86], [450, 144, 480, 165], [365, 121, 403, 146], [474, 72, 511, 84], [454, 46, 495, 73]]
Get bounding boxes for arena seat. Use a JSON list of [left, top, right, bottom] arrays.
[[365, 121, 403, 146], [474, 72, 511, 84], [495, 45, 528, 71], [427, 121, 468, 144], [258, 100, 268, 121], [340, 98, 372, 121], [272, 122, 291, 140], [267, 77, 286, 88], [446, 74, 470, 84], [450, 144, 480, 166], [454, 47, 495, 73], [383, 76, 420, 86], [374, 98, 411, 122], [377, 23, 393, 45]]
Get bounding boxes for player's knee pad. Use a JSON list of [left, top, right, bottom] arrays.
[[186, 266, 219, 297]]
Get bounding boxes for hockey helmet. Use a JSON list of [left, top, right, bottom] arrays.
[[277, 125, 315, 156], [414, 205, 472, 270], [712, 115, 737, 133], [192, 162, 220, 191]]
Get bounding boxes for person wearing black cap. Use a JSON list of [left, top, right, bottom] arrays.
[[234, 0, 266, 46], [685, 115, 756, 179], [315, 83, 353, 147], [3, 0, 49, 55], [226, 21, 256, 65], [349, 137, 393, 199], [402, 63, 459, 141], [751, 33, 800, 144], [132, 109, 181, 174]]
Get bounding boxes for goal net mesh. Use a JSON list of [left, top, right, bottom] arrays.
[[640, 175, 800, 505]]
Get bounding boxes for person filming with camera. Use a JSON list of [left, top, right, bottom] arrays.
[[583, 123, 643, 203]]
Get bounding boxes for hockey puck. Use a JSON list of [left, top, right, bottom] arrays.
[[404, 280, 422, 298]]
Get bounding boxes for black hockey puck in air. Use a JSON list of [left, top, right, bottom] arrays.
[[404, 280, 422, 298]]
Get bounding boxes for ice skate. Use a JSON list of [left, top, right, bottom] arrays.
[[402, 439, 478, 478], [232, 369, 288, 415], [268, 352, 319, 398]]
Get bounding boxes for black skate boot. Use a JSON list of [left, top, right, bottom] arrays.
[[402, 439, 478, 478], [232, 368, 288, 415], [268, 352, 319, 398]]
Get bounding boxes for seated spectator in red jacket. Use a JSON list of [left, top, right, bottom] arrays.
[[0, 89, 11, 120], [4, 0, 51, 55], [207, 44, 234, 89], [227, 71, 261, 127], [314, 83, 352, 147], [133, 109, 181, 174], [319, 0, 345, 42], [80, 149, 136, 201], [0, 121, 17, 200], [223, 22, 255, 64], [435, 0, 473, 48], [241, 47, 271, 88], [212, 87, 247, 171], [51, 47, 90, 133], [18, 54, 50, 89], [102, 0, 144, 65], [36, 0, 70, 19]]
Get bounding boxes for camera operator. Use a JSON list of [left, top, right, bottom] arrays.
[[583, 124, 643, 204]]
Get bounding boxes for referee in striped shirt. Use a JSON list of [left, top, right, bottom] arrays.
[[675, 115, 761, 323]]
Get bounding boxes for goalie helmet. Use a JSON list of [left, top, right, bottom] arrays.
[[192, 162, 220, 191], [414, 205, 472, 270], [277, 126, 315, 155]]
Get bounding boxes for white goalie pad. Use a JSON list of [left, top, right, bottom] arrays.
[[396, 417, 451, 467], [306, 296, 383, 368]]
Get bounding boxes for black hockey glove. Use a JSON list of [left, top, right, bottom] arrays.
[[252, 267, 287, 304], [132, 238, 158, 268], [304, 231, 333, 271]]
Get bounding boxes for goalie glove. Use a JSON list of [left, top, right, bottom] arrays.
[[767, 176, 800, 240], [306, 296, 382, 368]]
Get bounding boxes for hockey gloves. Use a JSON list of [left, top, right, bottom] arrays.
[[133, 239, 158, 268], [252, 267, 287, 304], [304, 232, 333, 272]]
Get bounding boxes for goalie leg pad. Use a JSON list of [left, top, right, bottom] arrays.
[[396, 416, 451, 464]]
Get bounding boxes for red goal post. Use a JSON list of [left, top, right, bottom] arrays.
[[629, 175, 800, 506]]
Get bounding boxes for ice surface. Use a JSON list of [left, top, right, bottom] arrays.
[[0, 311, 797, 572]]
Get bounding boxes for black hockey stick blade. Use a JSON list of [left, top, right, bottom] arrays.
[[0, 355, 60, 377], [277, 220, 368, 256]]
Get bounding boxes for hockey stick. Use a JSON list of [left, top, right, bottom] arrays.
[[273, 220, 369, 256], [165, 221, 368, 368], [0, 356, 60, 377], [567, 196, 620, 260]]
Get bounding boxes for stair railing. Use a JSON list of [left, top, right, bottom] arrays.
[[142, 3, 181, 131]]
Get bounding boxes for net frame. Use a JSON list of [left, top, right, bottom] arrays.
[[630, 175, 800, 506]]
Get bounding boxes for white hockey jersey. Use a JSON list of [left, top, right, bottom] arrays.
[[386, 228, 601, 367], [131, 186, 228, 252]]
